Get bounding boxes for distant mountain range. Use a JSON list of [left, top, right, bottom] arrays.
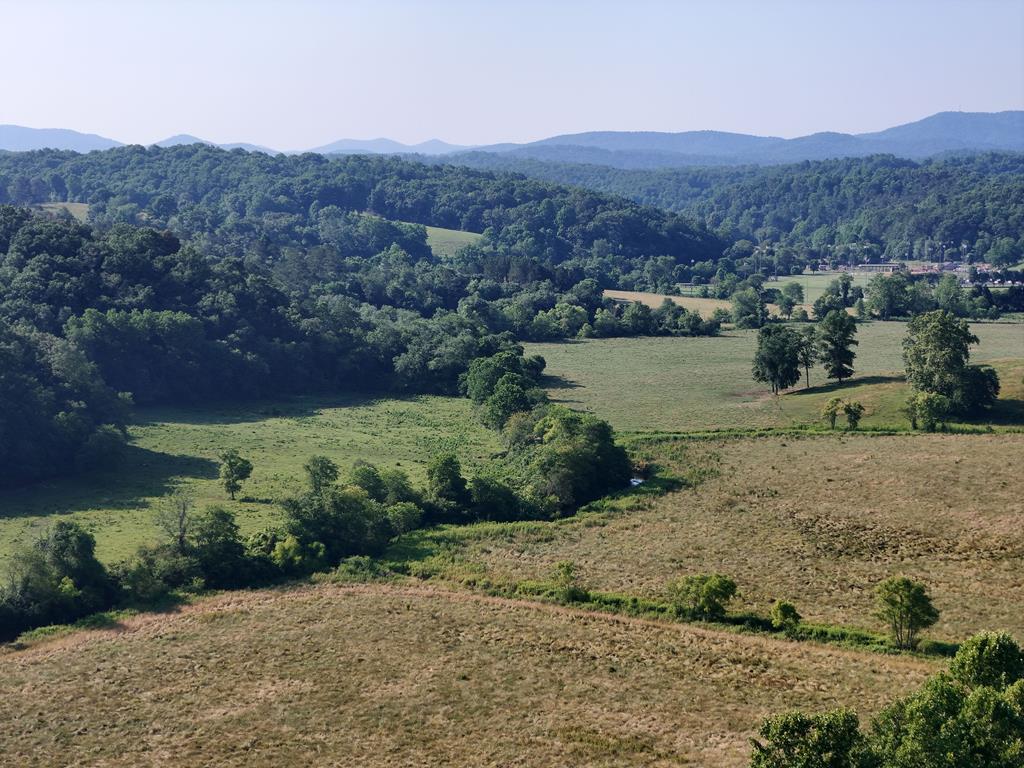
[[1, 111, 1021, 166]]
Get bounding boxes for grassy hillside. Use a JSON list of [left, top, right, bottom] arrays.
[[0, 582, 937, 768], [429, 433, 1024, 642], [423, 224, 481, 257], [0, 395, 498, 564], [528, 322, 1024, 433]]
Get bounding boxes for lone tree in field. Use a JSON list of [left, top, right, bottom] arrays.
[[796, 325, 818, 389], [903, 310, 1000, 414], [875, 576, 939, 650], [218, 449, 253, 500], [303, 455, 338, 494], [667, 573, 737, 620], [817, 310, 858, 383], [752, 326, 801, 395]]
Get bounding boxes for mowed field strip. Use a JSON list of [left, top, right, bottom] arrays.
[[0, 395, 499, 564], [0, 582, 938, 768], [528, 321, 1024, 433]]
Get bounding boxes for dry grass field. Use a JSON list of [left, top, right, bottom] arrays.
[[443, 433, 1024, 643], [605, 289, 735, 318], [0, 582, 938, 768]]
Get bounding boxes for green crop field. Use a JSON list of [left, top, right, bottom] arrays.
[[0, 395, 497, 564], [527, 321, 1024, 434], [786, 271, 874, 305], [423, 224, 482, 257]]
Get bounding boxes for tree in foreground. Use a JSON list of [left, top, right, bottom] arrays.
[[667, 573, 737, 620], [874, 576, 939, 650], [750, 709, 865, 768], [752, 326, 802, 395], [750, 632, 1024, 767], [817, 310, 858, 382], [218, 450, 253, 500], [903, 310, 1000, 414]]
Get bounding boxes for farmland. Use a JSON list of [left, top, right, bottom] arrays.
[[528, 321, 1024, 433], [0, 582, 938, 768], [425, 432, 1024, 642], [0, 395, 497, 564]]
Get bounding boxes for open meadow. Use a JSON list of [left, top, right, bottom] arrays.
[[419, 432, 1024, 643], [528, 321, 1024, 433], [0, 395, 497, 564], [423, 224, 482, 256], [0, 582, 938, 768]]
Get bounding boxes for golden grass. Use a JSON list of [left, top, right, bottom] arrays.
[[605, 289, 733, 318], [455, 433, 1024, 642], [0, 582, 937, 767]]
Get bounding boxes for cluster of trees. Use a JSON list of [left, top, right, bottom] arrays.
[[863, 272, 1004, 320], [903, 311, 1001, 428], [750, 631, 1024, 767], [446, 151, 1024, 267], [1, 343, 633, 640], [751, 310, 858, 394]]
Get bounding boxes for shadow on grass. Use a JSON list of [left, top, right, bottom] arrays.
[[788, 374, 905, 396], [0, 444, 219, 520], [130, 392, 404, 428], [540, 373, 582, 391]]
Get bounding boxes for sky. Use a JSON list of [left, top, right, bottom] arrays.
[[1, 0, 1022, 150]]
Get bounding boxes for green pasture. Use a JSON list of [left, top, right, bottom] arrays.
[[0, 395, 497, 564], [528, 321, 1024, 434]]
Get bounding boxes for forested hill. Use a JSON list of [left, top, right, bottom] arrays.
[[0, 146, 725, 488], [0, 145, 723, 273], [438, 152, 1024, 264]]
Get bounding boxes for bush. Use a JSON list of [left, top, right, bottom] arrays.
[[666, 573, 737, 620], [770, 600, 802, 635], [822, 397, 843, 429], [843, 400, 865, 430], [386, 501, 423, 535], [552, 561, 588, 603]]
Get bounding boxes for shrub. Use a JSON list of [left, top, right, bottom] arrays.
[[822, 397, 843, 429], [666, 573, 737, 620], [386, 501, 423, 535], [770, 600, 802, 635], [843, 400, 865, 430], [553, 561, 588, 603]]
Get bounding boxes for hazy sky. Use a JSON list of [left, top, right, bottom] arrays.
[[2, 0, 1022, 149]]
